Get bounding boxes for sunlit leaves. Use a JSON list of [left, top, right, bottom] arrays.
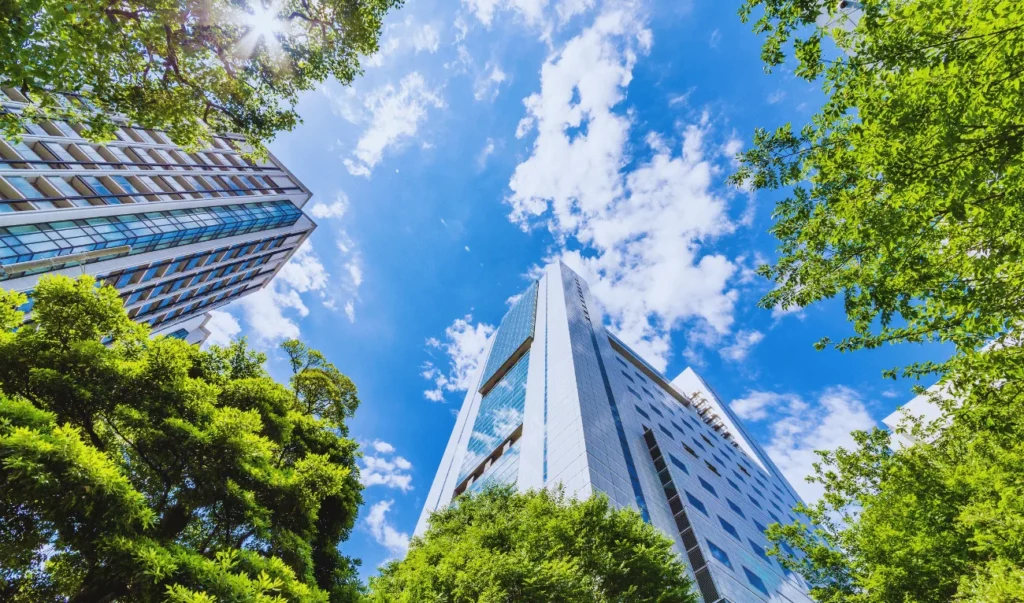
[[0, 0, 402, 155], [366, 486, 699, 603], [0, 275, 362, 602]]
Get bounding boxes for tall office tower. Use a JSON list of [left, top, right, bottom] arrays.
[[0, 88, 315, 344], [418, 262, 816, 603]]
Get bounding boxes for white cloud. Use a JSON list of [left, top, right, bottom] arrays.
[[344, 72, 444, 177], [364, 500, 410, 557], [464, 0, 549, 28], [720, 329, 764, 362], [368, 17, 441, 67], [344, 300, 356, 323], [422, 315, 495, 401], [477, 138, 497, 169], [346, 261, 364, 288], [771, 302, 805, 321], [507, 8, 739, 371], [203, 310, 241, 347], [767, 90, 787, 104], [737, 386, 877, 502], [310, 192, 348, 219], [360, 440, 414, 493], [881, 388, 901, 399], [731, 390, 804, 422], [236, 243, 329, 343], [474, 62, 509, 101], [708, 28, 721, 48]]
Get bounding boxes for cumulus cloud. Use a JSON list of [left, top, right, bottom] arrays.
[[507, 8, 738, 370], [735, 387, 878, 502], [719, 330, 764, 362], [368, 17, 441, 67], [203, 310, 241, 347], [422, 316, 495, 402], [309, 192, 348, 219], [236, 243, 329, 343], [360, 440, 414, 492], [364, 500, 410, 557], [343, 72, 444, 177]]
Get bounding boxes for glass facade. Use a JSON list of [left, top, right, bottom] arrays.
[[420, 264, 818, 603], [0, 89, 315, 342], [458, 350, 530, 483], [467, 439, 522, 494], [477, 281, 538, 392], [0, 200, 301, 268]]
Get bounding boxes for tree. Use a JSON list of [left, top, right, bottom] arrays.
[[0, 0, 401, 155], [732, 0, 1024, 389], [734, 2, 1024, 599], [762, 369, 1024, 602], [0, 275, 364, 602], [365, 486, 698, 603]]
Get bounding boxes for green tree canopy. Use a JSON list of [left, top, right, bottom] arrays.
[[734, 1, 1024, 599], [764, 370, 1024, 602], [0, 0, 401, 155], [365, 486, 698, 603], [0, 275, 364, 602], [733, 0, 1024, 388]]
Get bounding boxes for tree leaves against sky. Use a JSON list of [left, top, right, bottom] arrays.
[[0, 275, 365, 603]]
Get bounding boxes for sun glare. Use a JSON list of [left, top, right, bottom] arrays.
[[245, 2, 285, 40]]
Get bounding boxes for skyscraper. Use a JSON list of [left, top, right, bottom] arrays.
[[0, 88, 315, 344], [419, 262, 815, 603]]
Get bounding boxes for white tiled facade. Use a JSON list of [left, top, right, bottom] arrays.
[[0, 88, 316, 344], [418, 262, 816, 603]]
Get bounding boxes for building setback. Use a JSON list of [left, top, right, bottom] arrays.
[[418, 262, 816, 603], [0, 88, 316, 344]]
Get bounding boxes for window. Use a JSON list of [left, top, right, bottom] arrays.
[[634, 405, 651, 420], [752, 486, 764, 498], [738, 464, 751, 477], [706, 539, 733, 569], [641, 386, 653, 397], [701, 434, 714, 447], [749, 539, 773, 564], [732, 470, 746, 483], [705, 461, 720, 475], [748, 495, 762, 510], [712, 454, 725, 466], [685, 492, 708, 516], [668, 454, 689, 475], [727, 499, 746, 518], [754, 520, 768, 535], [699, 476, 718, 497], [743, 567, 770, 596], [670, 420, 684, 433], [627, 386, 640, 399], [615, 355, 628, 367], [682, 443, 699, 459], [692, 438, 706, 451], [621, 371, 635, 383], [718, 516, 740, 541], [648, 403, 664, 417], [726, 477, 741, 492], [659, 424, 674, 439], [769, 511, 782, 524]]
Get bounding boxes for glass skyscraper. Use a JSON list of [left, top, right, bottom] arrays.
[[419, 262, 817, 603], [0, 87, 316, 344]]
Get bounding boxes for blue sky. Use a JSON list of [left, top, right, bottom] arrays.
[[205, 0, 945, 579]]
